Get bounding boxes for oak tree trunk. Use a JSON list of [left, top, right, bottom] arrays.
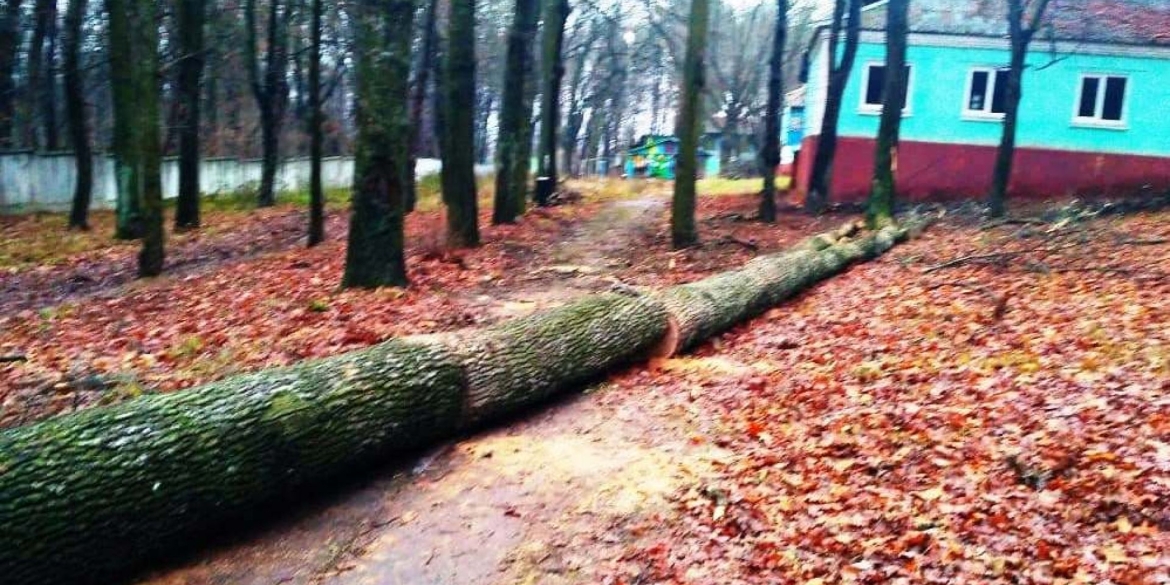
[[107, 0, 144, 239], [175, 0, 205, 229], [307, 0, 324, 245], [341, 0, 414, 289], [407, 0, 440, 214], [534, 0, 570, 207], [65, 0, 91, 229], [759, 0, 788, 223], [0, 0, 20, 149], [673, 0, 711, 249], [441, 0, 479, 248], [492, 0, 539, 223], [865, 0, 908, 229], [805, 0, 860, 214]]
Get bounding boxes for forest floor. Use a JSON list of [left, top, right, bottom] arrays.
[[4, 183, 1170, 584]]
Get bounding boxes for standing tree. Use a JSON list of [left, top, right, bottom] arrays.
[[107, 0, 143, 239], [533, 0, 570, 207], [407, 0, 440, 213], [865, 0, 909, 228], [342, 0, 414, 288], [672, 0, 711, 249], [804, 0, 861, 214], [0, 0, 20, 148], [306, 0, 325, 245], [491, 0, 539, 223], [65, 0, 91, 229], [988, 0, 1052, 218], [27, 0, 59, 150], [175, 0, 206, 229], [107, 0, 164, 273], [441, 0, 479, 247], [759, 0, 788, 223], [246, 0, 289, 207]]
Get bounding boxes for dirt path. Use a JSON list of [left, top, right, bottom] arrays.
[[465, 191, 668, 321], [134, 367, 724, 585]]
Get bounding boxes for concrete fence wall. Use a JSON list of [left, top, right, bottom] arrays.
[[0, 153, 489, 211]]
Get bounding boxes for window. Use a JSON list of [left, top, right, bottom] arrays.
[[964, 68, 1009, 117], [861, 63, 913, 113], [1075, 74, 1128, 125]]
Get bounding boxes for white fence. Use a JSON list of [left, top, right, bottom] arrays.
[[0, 153, 490, 211]]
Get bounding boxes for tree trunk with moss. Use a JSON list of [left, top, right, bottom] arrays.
[[107, 0, 143, 240], [805, 0, 861, 214], [534, 0, 570, 207], [65, 0, 92, 230], [307, 0, 325, 245], [988, 0, 1051, 218], [673, 0, 711, 248], [246, 0, 288, 208], [441, 0, 480, 248], [866, 0, 908, 229], [175, 0, 205, 230], [491, 0, 538, 223], [342, 0, 414, 289], [407, 0, 440, 214], [759, 0, 788, 223], [131, 0, 163, 276]]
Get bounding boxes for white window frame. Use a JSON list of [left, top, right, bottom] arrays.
[[859, 61, 914, 116], [962, 67, 1008, 121], [1072, 73, 1129, 129]]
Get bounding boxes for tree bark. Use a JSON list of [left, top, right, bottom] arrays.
[[129, 0, 164, 276], [492, 0, 539, 223], [0, 0, 21, 149], [342, 0, 414, 289], [804, 0, 860, 214], [759, 0, 788, 223], [247, 0, 288, 207], [307, 0, 324, 246], [65, 0, 91, 229], [26, 0, 57, 150], [175, 0, 205, 229], [533, 0, 570, 207], [407, 0, 440, 213], [865, 0, 908, 229], [988, 0, 1051, 218], [673, 0, 711, 249], [441, 0, 479, 248], [107, 0, 144, 240]]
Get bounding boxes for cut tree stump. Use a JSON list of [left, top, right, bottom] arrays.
[[0, 214, 933, 585]]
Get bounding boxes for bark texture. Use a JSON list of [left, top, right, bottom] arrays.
[[866, 0, 909, 229], [0, 214, 932, 585], [804, 0, 861, 214], [491, 0, 538, 223], [341, 0, 414, 289], [175, 0, 205, 229], [534, 0, 571, 207], [673, 0, 711, 248], [307, 0, 325, 245], [441, 0, 480, 248], [759, 0, 788, 223], [64, 0, 91, 229]]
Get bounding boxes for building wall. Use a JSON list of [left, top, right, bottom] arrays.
[[801, 33, 1170, 199]]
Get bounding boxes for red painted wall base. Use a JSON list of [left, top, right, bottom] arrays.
[[795, 136, 1170, 204]]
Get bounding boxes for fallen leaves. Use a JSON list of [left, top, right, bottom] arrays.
[[602, 209, 1170, 584]]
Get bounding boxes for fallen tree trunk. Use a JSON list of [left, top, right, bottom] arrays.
[[0, 216, 931, 585]]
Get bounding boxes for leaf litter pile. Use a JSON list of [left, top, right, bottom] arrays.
[[603, 207, 1170, 584]]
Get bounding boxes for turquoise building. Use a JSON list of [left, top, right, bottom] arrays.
[[796, 0, 1170, 202]]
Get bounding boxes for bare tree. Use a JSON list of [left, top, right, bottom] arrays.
[[673, 0, 711, 248], [342, 0, 414, 288], [492, 0, 539, 223], [865, 0, 908, 228], [760, 0, 788, 223], [804, 0, 860, 214], [246, 0, 290, 207], [175, 0, 206, 229], [988, 0, 1053, 218], [534, 0, 570, 206], [441, 0, 480, 248], [65, 0, 92, 229], [307, 0, 325, 245]]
